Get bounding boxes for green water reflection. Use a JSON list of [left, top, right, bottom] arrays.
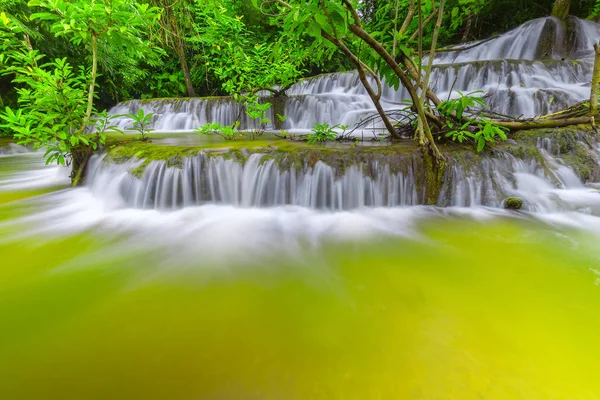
[[1, 212, 599, 399]]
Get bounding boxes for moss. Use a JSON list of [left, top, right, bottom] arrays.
[[139, 96, 231, 104], [103, 138, 202, 176], [511, 125, 599, 182], [101, 137, 438, 181], [100, 125, 599, 192], [513, 125, 594, 153], [421, 149, 446, 205], [0, 137, 14, 148], [560, 142, 600, 182]]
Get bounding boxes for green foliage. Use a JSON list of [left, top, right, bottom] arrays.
[[26, 0, 163, 105], [28, 0, 162, 57], [449, 0, 485, 30], [437, 90, 486, 121], [126, 109, 154, 139], [591, 0, 600, 19], [0, 56, 90, 165], [444, 121, 475, 144], [475, 119, 508, 152], [191, 3, 307, 97], [0, 0, 163, 169], [195, 122, 241, 140], [91, 110, 122, 139], [245, 98, 272, 135], [438, 91, 508, 152], [142, 71, 187, 99], [443, 119, 508, 153], [306, 123, 343, 144]]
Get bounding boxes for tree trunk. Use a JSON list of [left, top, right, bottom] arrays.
[[461, 11, 473, 43], [551, 0, 570, 20], [81, 34, 98, 131], [70, 144, 94, 186], [591, 42, 600, 116], [346, 23, 443, 160], [321, 31, 399, 139], [176, 36, 196, 97], [161, 2, 195, 97], [495, 116, 590, 130]]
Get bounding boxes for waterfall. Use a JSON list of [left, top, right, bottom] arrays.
[[86, 153, 420, 210], [94, 15, 600, 216], [86, 134, 600, 214], [109, 97, 277, 132], [107, 17, 600, 132]]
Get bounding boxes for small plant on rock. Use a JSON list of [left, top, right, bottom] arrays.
[[245, 98, 272, 139], [91, 110, 122, 143], [127, 109, 154, 140], [196, 122, 241, 140], [306, 122, 340, 144]]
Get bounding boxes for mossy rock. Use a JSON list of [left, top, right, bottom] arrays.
[[512, 126, 593, 154], [99, 127, 599, 196], [504, 197, 523, 210], [560, 142, 600, 182]]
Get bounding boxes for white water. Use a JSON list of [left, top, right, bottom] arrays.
[[79, 132, 600, 213], [4, 143, 600, 261], [0, 153, 70, 191], [4, 16, 600, 248], [108, 17, 600, 133]]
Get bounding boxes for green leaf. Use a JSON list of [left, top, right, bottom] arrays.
[[477, 137, 485, 153]]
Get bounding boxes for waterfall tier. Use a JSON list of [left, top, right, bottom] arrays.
[[108, 17, 600, 133], [89, 129, 600, 213]]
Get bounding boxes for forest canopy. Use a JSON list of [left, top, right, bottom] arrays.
[[1, 0, 598, 109]]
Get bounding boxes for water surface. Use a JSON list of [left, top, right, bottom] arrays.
[[1, 152, 600, 399]]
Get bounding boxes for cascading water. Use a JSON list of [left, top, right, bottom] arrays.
[[83, 131, 600, 215], [86, 153, 420, 209], [7, 15, 600, 399], [108, 16, 600, 131]]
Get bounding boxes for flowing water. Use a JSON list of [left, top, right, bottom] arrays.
[[2, 136, 600, 398], [109, 16, 600, 133], [4, 15, 600, 399]]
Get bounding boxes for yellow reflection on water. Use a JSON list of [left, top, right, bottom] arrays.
[[0, 221, 599, 399]]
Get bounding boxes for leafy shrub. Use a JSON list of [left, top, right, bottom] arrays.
[[444, 119, 508, 153], [196, 122, 241, 140], [306, 123, 340, 144], [0, 56, 91, 165], [126, 109, 154, 139], [437, 90, 486, 121], [439, 91, 508, 152]]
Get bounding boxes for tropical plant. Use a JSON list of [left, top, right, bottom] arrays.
[[0, 0, 163, 181], [443, 117, 508, 152], [436, 90, 486, 121], [91, 110, 122, 141], [474, 119, 508, 152], [245, 98, 272, 137], [306, 122, 340, 144], [126, 109, 154, 139], [28, 0, 163, 129], [437, 91, 508, 152], [0, 23, 91, 167], [143, 71, 188, 99], [195, 122, 241, 140]]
